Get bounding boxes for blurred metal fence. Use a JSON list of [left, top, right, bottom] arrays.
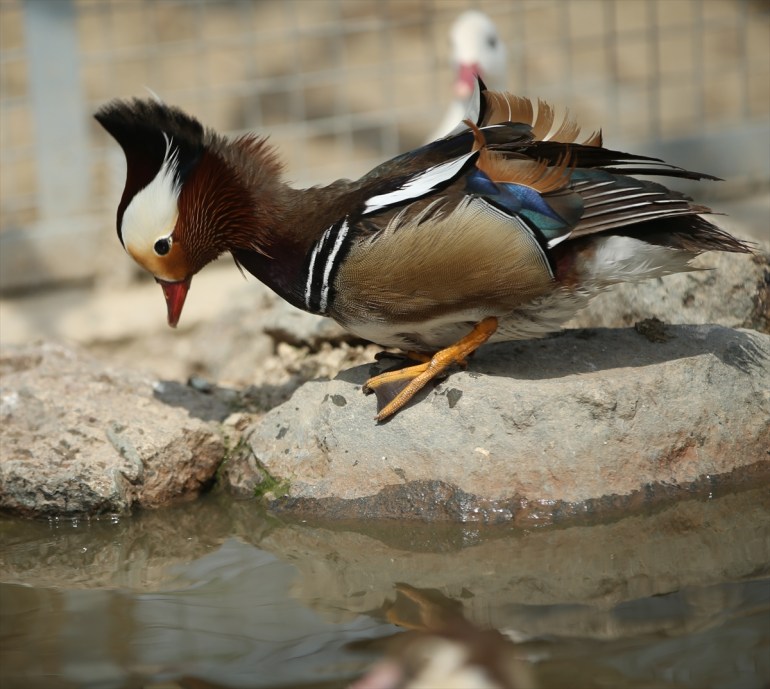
[[1, 0, 768, 292]]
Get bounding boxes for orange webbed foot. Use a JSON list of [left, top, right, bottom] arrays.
[[363, 317, 498, 421]]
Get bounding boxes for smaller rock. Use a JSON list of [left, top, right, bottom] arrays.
[[0, 342, 227, 518]]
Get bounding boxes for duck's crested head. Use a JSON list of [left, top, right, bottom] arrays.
[[95, 98, 279, 325], [95, 98, 206, 281]]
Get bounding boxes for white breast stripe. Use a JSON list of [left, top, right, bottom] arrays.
[[319, 218, 349, 312], [304, 227, 329, 310], [363, 150, 477, 215]]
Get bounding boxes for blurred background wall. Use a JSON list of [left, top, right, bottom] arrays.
[[1, 0, 768, 294]]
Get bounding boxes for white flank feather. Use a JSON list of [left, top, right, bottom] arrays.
[[584, 236, 695, 284]]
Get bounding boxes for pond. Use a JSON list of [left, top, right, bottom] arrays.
[[1, 485, 768, 689]]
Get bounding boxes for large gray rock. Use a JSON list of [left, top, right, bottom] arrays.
[[0, 342, 229, 517], [226, 325, 770, 522]]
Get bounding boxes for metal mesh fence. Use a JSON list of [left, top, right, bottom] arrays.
[[1, 0, 768, 290]]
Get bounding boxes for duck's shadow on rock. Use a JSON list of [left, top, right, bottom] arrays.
[[334, 324, 768, 388], [151, 379, 235, 422], [152, 325, 766, 420]]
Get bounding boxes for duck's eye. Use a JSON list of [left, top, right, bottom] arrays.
[[487, 35, 497, 49], [154, 237, 172, 256]]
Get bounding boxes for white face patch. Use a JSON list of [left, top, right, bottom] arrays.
[[121, 134, 181, 265]]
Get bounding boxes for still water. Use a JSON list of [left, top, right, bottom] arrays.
[[1, 486, 769, 689]]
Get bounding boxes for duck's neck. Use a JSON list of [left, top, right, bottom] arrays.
[[215, 133, 365, 310], [230, 181, 357, 313]]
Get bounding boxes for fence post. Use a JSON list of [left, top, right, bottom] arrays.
[[23, 0, 89, 219], [1, 0, 104, 292]]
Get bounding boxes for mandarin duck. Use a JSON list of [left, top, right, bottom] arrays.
[[95, 79, 751, 422], [351, 584, 534, 689], [431, 10, 508, 140]]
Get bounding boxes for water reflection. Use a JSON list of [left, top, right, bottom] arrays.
[[350, 583, 536, 689], [0, 539, 393, 688], [0, 487, 768, 688], [351, 580, 770, 689]]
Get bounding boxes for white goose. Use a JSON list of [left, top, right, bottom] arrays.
[[430, 10, 508, 141]]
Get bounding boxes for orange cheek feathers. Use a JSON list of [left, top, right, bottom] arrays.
[[126, 241, 190, 283]]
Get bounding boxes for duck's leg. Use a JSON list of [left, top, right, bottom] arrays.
[[364, 317, 498, 421], [384, 584, 461, 631], [374, 350, 433, 364]]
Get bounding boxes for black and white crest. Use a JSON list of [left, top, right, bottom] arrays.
[[94, 98, 206, 242]]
